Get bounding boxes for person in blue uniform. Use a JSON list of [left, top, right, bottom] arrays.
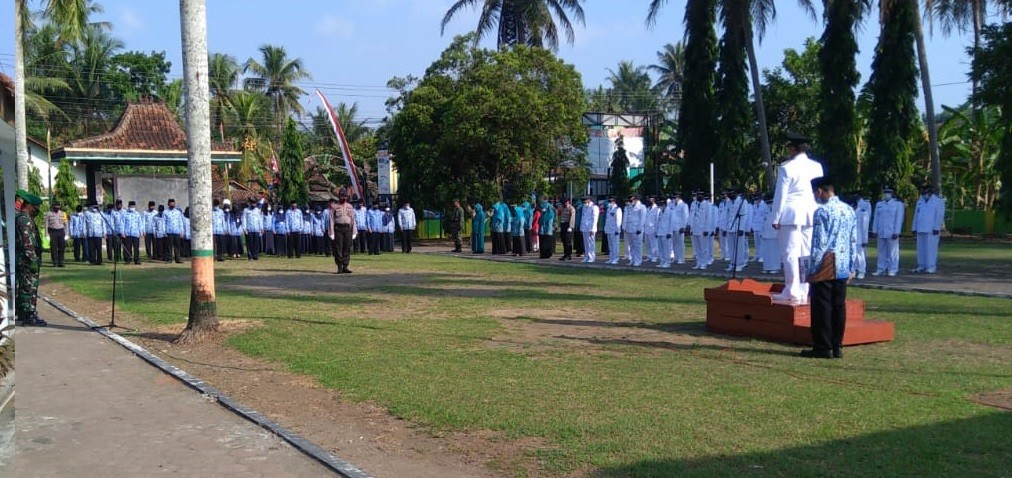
[[354, 202, 368, 253], [163, 198, 185, 263], [286, 201, 303, 258], [274, 206, 288, 257], [538, 199, 556, 259], [366, 203, 384, 255], [471, 202, 486, 254], [212, 199, 226, 261], [85, 204, 105, 265], [510, 203, 525, 257], [121, 200, 143, 264], [802, 177, 856, 359]]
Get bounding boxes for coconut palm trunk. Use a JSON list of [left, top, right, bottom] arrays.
[[911, 0, 941, 194], [14, 0, 29, 190], [177, 0, 219, 344], [743, 32, 774, 189]]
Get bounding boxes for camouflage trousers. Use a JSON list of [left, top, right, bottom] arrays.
[[450, 230, 462, 250], [16, 264, 40, 320]]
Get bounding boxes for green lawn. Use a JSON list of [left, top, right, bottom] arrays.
[[46, 251, 1012, 477]]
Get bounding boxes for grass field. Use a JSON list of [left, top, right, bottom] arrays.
[[46, 247, 1012, 477]]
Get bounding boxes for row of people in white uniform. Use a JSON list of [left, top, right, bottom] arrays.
[[574, 185, 945, 278]]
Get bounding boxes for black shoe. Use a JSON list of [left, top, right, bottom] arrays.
[[800, 349, 833, 359], [832, 347, 843, 359], [58, 263, 65, 268], [26, 314, 48, 327], [343, 268, 353, 274]]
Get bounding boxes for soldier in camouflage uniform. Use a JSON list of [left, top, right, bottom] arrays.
[[15, 190, 46, 327], [447, 200, 464, 253]]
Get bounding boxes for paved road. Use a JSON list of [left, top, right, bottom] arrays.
[[12, 301, 334, 478]]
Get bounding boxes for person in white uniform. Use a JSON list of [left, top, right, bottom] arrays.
[[669, 192, 690, 265], [604, 197, 623, 265], [623, 195, 647, 266], [655, 198, 673, 268], [911, 185, 945, 273], [760, 194, 780, 273], [707, 193, 719, 267], [724, 190, 752, 272], [580, 196, 600, 263], [852, 193, 872, 279], [872, 187, 905, 276], [770, 133, 824, 303], [644, 197, 661, 263], [690, 191, 713, 270], [751, 193, 768, 263]]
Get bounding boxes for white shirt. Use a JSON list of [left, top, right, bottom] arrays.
[[911, 195, 944, 233], [623, 201, 647, 232], [727, 197, 752, 233], [668, 199, 689, 232], [644, 204, 660, 234], [855, 199, 872, 243], [770, 152, 824, 227], [604, 204, 623, 234], [581, 203, 599, 233], [873, 198, 905, 237], [398, 206, 417, 230]]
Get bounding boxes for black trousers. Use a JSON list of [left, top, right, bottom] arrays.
[[810, 279, 848, 352], [246, 232, 261, 259], [524, 228, 533, 253], [356, 230, 367, 253], [401, 229, 413, 253], [287, 232, 301, 258], [123, 236, 140, 264], [264, 231, 275, 255], [333, 224, 353, 269], [512, 236, 524, 255], [145, 234, 154, 259], [167, 235, 182, 262], [491, 232, 502, 254], [107, 235, 121, 261], [49, 228, 66, 266], [367, 231, 381, 255], [214, 234, 226, 260], [275, 233, 287, 256], [560, 223, 573, 258], [73, 237, 85, 261], [539, 234, 555, 259], [89, 237, 104, 264]]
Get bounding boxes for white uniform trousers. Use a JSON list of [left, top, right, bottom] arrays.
[[673, 232, 686, 264], [645, 233, 658, 261], [853, 243, 866, 275], [583, 231, 597, 263], [625, 231, 643, 266], [691, 234, 706, 268], [760, 236, 780, 271], [728, 232, 749, 269], [777, 225, 809, 301], [607, 232, 621, 263], [657, 235, 672, 266], [718, 233, 728, 260], [877, 237, 899, 274], [916, 233, 939, 271], [753, 235, 763, 261]]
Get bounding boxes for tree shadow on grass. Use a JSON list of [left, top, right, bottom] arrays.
[[593, 412, 1012, 477], [505, 316, 710, 336]]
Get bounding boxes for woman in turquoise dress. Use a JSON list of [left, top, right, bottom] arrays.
[[471, 203, 486, 253]]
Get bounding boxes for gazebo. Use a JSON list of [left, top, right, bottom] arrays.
[[51, 98, 241, 204]]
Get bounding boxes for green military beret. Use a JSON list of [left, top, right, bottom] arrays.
[[16, 189, 43, 207]]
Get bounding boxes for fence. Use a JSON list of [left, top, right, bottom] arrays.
[[946, 209, 1011, 235]]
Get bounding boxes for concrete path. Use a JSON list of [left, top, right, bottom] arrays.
[[12, 300, 334, 478]]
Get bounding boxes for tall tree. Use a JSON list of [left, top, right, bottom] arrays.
[[276, 119, 310, 206], [970, 23, 1012, 215], [910, 0, 942, 194], [648, 0, 720, 193], [440, 0, 586, 51], [108, 50, 172, 101], [177, 0, 219, 344], [819, 0, 869, 191], [761, 39, 822, 157], [606, 61, 658, 113], [864, 0, 920, 198], [243, 44, 311, 135], [208, 52, 240, 135], [63, 25, 124, 135], [715, 0, 755, 189], [15, 0, 102, 188], [53, 160, 80, 213], [648, 42, 686, 118]]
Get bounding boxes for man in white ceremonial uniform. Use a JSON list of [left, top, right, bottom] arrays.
[[724, 190, 752, 272], [623, 195, 647, 266], [644, 197, 661, 263], [580, 196, 600, 263], [872, 187, 905, 276], [669, 192, 690, 265], [751, 193, 768, 263], [707, 193, 719, 267], [604, 197, 623, 264], [853, 193, 872, 279], [760, 195, 780, 273], [717, 191, 732, 262], [690, 191, 713, 270], [655, 198, 673, 268], [911, 185, 945, 273], [770, 133, 824, 303]]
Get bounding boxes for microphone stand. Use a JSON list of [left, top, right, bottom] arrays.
[[730, 197, 747, 280], [98, 213, 131, 331]]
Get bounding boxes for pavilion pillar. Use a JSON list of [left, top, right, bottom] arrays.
[[85, 163, 98, 205]]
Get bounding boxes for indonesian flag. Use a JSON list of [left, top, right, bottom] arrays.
[[269, 156, 279, 173], [315, 89, 365, 201]]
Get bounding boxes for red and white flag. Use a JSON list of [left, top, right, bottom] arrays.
[[314, 89, 365, 201]]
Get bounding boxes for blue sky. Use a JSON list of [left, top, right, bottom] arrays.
[[1, 0, 988, 127]]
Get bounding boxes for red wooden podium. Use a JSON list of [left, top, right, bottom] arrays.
[[703, 279, 894, 346]]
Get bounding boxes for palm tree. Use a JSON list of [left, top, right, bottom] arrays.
[[440, 0, 586, 51], [907, 0, 942, 194], [648, 42, 686, 118], [607, 61, 658, 113], [208, 52, 240, 137], [62, 25, 123, 135], [243, 44, 311, 137], [177, 0, 219, 344], [14, 0, 97, 188], [928, 0, 1008, 100]]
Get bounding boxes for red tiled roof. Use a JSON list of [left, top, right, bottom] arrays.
[[0, 73, 13, 96], [65, 98, 235, 152]]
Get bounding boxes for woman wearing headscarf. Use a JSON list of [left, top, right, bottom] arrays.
[[538, 199, 557, 259], [510, 203, 525, 257], [471, 202, 486, 254]]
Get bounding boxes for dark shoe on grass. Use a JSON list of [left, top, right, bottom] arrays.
[[800, 349, 832, 359]]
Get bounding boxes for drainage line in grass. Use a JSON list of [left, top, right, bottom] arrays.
[[41, 294, 375, 478]]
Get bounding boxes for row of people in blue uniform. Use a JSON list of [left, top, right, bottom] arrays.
[[68, 199, 190, 264]]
